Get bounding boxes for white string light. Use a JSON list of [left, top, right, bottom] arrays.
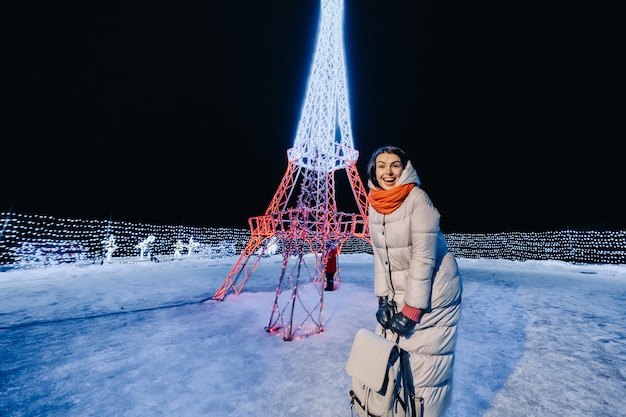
[[1, 212, 624, 269]]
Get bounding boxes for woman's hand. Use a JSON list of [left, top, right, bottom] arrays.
[[388, 312, 417, 335], [376, 296, 396, 329]]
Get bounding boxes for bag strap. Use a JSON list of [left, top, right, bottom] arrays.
[[400, 349, 416, 417], [385, 333, 424, 417], [397, 346, 425, 417]]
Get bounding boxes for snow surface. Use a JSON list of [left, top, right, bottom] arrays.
[[1, 254, 625, 417]]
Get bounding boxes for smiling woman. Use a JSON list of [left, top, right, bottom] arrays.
[[365, 145, 463, 417]]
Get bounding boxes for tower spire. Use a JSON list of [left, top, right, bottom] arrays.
[[211, 0, 370, 341], [289, 0, 356, 173]]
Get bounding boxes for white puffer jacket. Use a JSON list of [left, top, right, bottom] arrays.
[[368, 161, 462, 417]]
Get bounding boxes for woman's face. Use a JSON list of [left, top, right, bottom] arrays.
[[375, 152, 404, 190]]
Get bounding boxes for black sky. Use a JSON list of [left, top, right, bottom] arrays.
[[2, 1, 624, 233]]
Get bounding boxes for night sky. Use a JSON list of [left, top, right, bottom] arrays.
[[2, 1, 623, 233]]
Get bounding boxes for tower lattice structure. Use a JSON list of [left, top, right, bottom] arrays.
[[211, 0, 370, 341]]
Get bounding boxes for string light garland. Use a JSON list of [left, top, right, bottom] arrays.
[[0, 212, 250, 269], [444, 230, 626, 264], [1, 212, 624, 269]]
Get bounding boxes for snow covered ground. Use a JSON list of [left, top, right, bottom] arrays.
[[1, 254, 625, 416]]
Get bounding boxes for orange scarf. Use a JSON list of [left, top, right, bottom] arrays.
[[369, 183, 415, 214]]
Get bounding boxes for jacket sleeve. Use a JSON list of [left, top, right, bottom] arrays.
[[403, 190, 440, 310]]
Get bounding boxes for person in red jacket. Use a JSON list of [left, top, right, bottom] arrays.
[[325, 242, 338, 291]]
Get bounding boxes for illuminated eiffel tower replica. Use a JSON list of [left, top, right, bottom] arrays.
[[211, 0, 370, 341]]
